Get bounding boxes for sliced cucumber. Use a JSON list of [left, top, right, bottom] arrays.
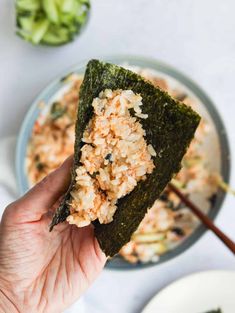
[[16, 0, 41, 11], [76, 11, 87, 24], [42, 0, 60, 24], [42, 26, 71, 45], [16, 0, 90, 45], [18, 16, 35, 32], [73, 1, 85, 17], [31, 19, 50, 44], [60, 0, 76, 13], [60, 14, 74, 26]]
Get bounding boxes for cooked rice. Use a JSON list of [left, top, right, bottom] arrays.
[[67, 89, 155, 227]]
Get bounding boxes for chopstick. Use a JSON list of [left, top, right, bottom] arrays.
[[168, 183, 235, 255]]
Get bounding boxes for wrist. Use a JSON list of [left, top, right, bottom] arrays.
[[0, 289, 19, 313]]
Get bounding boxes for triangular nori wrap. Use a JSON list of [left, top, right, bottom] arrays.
[[50, 59, 200, 257]]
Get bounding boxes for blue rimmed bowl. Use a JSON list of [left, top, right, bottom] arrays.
[[16, 56, 230, 270]]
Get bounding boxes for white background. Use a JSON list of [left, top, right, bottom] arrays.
[[1, 0, 235, 312]]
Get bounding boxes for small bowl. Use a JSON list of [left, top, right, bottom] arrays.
[[16, 2, 91, 47], [16, 56, 230, 270]]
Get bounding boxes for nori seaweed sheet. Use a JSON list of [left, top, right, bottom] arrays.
[[50, 59, 200, 257]]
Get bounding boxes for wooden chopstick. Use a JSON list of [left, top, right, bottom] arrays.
[[168, 183, 235, 255]]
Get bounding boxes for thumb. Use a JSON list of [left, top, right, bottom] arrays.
[[5, 156, 73, 223]]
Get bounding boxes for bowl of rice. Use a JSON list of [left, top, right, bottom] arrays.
[[16, 56, 230, 269]]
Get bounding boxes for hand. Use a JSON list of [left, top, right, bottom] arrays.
[[0, 157, 106, 313]]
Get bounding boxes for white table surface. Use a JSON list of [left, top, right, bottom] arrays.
[[1, 0, 235, 312]]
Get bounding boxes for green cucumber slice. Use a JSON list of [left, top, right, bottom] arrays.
[[16, 0, 40, 11], [42, 26, 71, 45], [31, 19, 50, 44], [42, 0, 60, 24]]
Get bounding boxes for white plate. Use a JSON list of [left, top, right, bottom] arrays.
[[142, 270, 235, 313]]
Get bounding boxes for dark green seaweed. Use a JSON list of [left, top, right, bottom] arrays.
[[50, 59, 200, 256]]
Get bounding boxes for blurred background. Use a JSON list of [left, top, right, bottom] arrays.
[[1, 1, 235, 312]]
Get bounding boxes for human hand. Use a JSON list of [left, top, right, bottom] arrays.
[[0, 157, 106, 313]]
